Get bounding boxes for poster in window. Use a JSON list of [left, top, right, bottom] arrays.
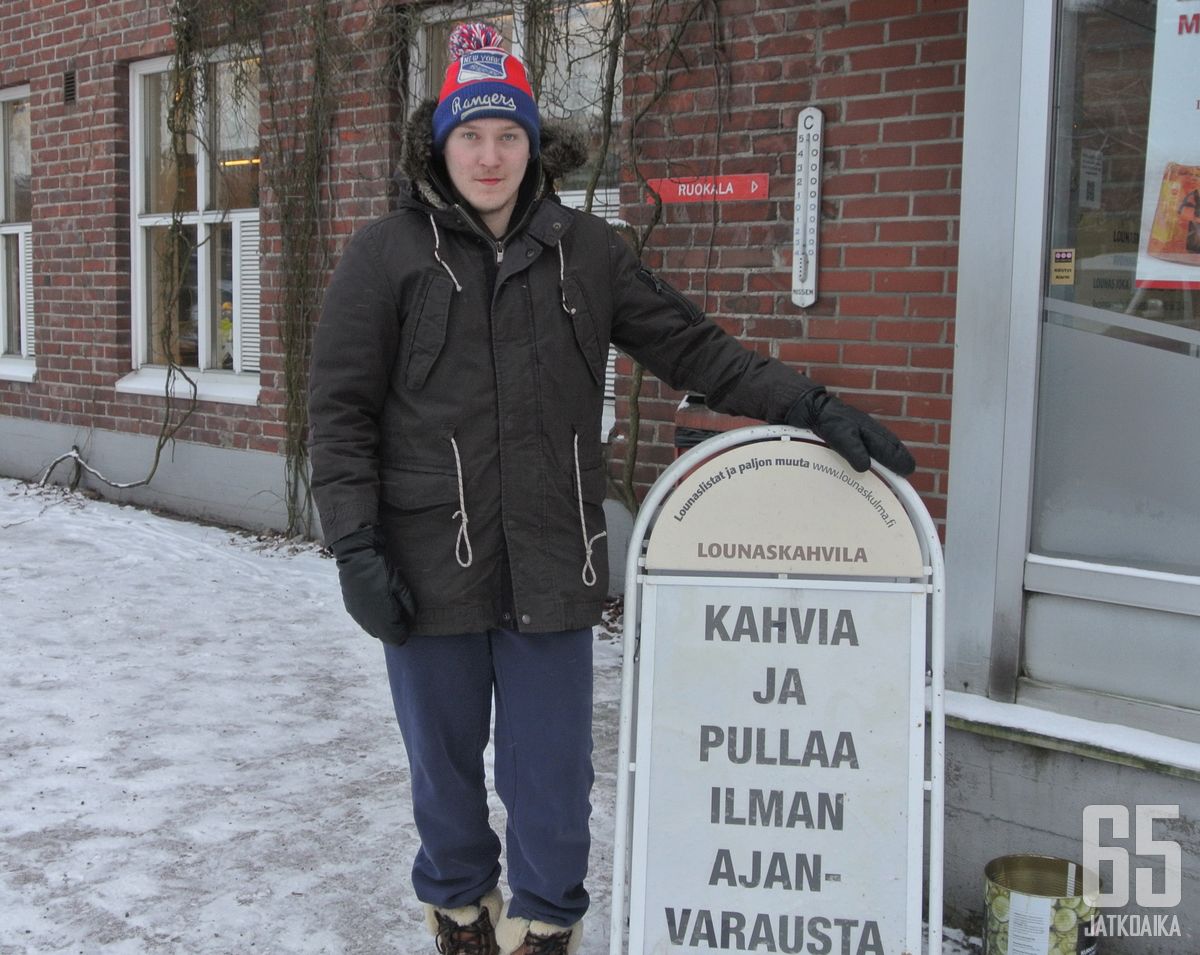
[[1136, 2, 1200, 289]]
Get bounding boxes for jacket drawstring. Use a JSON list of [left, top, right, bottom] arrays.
[[573, 432, 606, 587], [429, 215, 463, 292], [449, 435, 473, 568], [558, 243, 575, 316]]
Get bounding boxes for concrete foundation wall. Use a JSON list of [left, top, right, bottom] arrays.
[[943, 727, 1198, 953], [0, 415, 294, 534]]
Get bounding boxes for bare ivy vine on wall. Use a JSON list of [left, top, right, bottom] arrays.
[[42, 0, 731, 530], [42, 0, 337, 538], [164, 0, 341, 536]]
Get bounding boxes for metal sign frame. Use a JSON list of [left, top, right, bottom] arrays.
[[609, 426, 945, 955]]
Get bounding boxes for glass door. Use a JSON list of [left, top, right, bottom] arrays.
[[1021, 0, 1200, 737]]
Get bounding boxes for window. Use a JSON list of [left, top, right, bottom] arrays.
[[0, 85, 33, 381], [123, 57, 261, 404], [952, 0, 1200, 740], [407, 4, 623, 433], [1020, 0, 1200, 736], [408, 2, 623, 218]]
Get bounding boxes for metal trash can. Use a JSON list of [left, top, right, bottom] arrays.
[[984, 854, 1099, 955]]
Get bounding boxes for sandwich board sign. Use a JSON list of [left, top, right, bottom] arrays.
[[609, 426, 945, 955]]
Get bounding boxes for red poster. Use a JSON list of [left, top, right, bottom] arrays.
[[1136, 2, 1200, 289]]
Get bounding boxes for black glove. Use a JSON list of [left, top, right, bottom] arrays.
[[786, 387, 916, 476], [330, 526, 416, 645]]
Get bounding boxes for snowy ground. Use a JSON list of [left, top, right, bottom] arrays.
[[0, 478, 979, 954]]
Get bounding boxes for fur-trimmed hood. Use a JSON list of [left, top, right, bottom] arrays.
[[398, 99, 590, 208]]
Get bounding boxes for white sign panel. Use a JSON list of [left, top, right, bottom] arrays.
[[629, 580, 926, 954], [1135, 1, 1200, 290]]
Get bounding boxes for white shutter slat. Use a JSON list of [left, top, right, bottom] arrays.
[[22, 228, 34, 358], [604, 345, 617, 400], [237, 217, 260, 373]]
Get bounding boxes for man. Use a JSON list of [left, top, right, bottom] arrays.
[[308, 23, 914, 955]]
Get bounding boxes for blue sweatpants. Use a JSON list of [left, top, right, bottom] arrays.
[[383, 628, 594, 927]]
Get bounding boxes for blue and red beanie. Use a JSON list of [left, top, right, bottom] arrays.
[[433, 23, 541, 157]]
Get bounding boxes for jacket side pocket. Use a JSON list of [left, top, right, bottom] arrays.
[[635, 266, 705, 325], [379, 465, 459, 512], [404, 272, 455, 390]]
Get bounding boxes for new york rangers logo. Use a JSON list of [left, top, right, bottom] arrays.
[[456, 50, 509, 83]]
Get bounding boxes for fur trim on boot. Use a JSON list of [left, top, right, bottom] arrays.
[[424, 887, 504, 954], [495, 900, 582, 955]]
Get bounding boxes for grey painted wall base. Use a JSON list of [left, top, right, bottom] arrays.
[[0, 415, 297, 533], [942, 727, 1197, 953], [1, 415, 638, 598]]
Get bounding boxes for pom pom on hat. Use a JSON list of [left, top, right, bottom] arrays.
[[433, 22, 541, 157], [447, 22, 503, 59]]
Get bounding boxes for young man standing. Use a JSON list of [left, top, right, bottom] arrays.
[[308, 23, 914, 955]]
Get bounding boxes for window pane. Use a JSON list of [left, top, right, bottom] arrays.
[[1044, 2, 1199, 342], [3, 234, 19, 354], [1031, 318, 1200, 576], [144, 71, 197, 214], [538, 1, 621, 193], [422, 16, 515, 101], [146, 225, 199, 367], [208, 222, 234, 370], [1032, 0, 1200, 577], [211, 59, 260, 210], [418, 5, 620, 198], [3, 99, 31, 222]]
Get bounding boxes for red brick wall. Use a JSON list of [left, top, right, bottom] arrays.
[[614, 0, 964, 523], [2, 0, 963, 526], [0, 0, 396, 458]]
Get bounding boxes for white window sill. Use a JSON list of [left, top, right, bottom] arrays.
[[0, 356, 37, 382], [943, 689, 1200, 777], [115, 367, 261, 406]]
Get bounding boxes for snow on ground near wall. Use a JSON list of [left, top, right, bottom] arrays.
[[0, 479, 978, 954]]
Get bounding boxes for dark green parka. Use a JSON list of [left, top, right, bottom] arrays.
[[309, 105, 809, 637]]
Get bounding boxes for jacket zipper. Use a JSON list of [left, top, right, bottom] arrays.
[[453, 203, 506, 263], [453, 190, 541, 265]]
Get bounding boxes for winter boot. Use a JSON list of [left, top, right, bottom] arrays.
[[424, 887, 503, 955], [495, 902, 582, 955]]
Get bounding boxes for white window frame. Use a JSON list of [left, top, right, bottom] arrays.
[[406, 3, 622, 435], [0, 84, 35, 382], [120, 56, 261, 406]]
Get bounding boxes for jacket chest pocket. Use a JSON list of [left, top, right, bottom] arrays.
[[402, 272, 455, 390], [562, 273, 606, 386]]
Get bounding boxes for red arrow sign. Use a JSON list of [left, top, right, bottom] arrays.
[[646, 174, 769, 204]]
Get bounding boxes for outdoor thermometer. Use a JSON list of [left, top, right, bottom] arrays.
[[792, 106, 824, 308]]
